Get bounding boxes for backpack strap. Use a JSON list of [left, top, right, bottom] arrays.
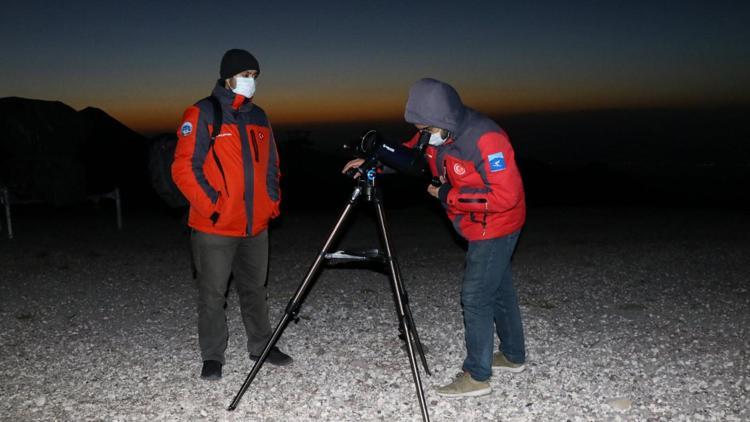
[[206, 95, 229, 196], [207, 95, 223, 143]]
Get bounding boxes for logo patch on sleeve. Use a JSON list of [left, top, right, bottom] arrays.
[[488, 152, 506, 172], [180, 122, 193, 137]]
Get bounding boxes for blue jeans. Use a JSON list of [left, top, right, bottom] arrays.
[[461, 230, 525, 381]]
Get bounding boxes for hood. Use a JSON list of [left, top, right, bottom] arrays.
[[404, 78, 465, 133]]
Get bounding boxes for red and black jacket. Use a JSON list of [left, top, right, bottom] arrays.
[[403, 79, 525, 241], [172, 82, 280, 237]]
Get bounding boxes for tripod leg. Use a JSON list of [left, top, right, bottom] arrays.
[[373, 201, 430, 373], [227, 312, 293, 411], [228, 196, 361, 411], [391, 256, 431, 375], [373, 201, 431, 422]]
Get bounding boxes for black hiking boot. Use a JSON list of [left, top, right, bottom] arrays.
[[250, 346, 293, 366], [200, 360, 222, 380]]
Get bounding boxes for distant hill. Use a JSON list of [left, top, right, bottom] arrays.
[[498, 106, 750, 167], [1, 99, 746, 210], [0, 97, 150, 206], [77, 106, 151, 198], [273, 105, 750, 207], [498, 106, 750, 205]]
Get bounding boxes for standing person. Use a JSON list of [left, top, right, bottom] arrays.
[[172, 48, 291, 381], [343, 78, 526, 397]]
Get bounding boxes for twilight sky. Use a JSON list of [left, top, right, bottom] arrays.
[[1, 0, 748, 135]]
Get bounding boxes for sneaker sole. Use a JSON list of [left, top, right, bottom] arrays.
[[492, 364, 526, 374], [436, 386, 492, 398]]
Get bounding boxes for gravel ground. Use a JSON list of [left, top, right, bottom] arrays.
[[1, 204, 748, 421]]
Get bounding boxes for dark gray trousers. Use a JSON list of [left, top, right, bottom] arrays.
[[192, 229, 272, 363]]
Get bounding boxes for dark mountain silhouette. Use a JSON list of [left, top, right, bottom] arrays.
[[498, 106, 750, 206], [77, 106, 150, 198], [498, 106, 750, 166], [273, 105, 750, 208], [1, 98, 746, 211], [0, 97, 151, 206]]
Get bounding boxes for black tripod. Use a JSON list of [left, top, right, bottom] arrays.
[[228, 170, 432, 422]]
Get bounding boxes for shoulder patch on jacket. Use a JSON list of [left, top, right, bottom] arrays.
[[488, 152, 506, 172], [180, 122, 193, 137]]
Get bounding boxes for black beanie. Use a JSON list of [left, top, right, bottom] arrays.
[[220, 49, 260, 79]]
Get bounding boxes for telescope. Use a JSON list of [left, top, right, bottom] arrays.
[[344, 130, 433, 181]]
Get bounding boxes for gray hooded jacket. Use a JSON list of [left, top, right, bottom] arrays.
[[403, 78, 525, 240]]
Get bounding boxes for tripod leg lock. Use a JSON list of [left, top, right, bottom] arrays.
[[285, 301, 301, 323]]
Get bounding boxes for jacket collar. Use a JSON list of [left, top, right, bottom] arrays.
[[212, 80, 254, 112]]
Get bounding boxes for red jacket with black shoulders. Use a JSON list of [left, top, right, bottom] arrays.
[[172, 82, 280, 237]]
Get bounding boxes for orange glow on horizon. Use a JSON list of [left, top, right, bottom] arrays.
[[112, 92, 748, 136]]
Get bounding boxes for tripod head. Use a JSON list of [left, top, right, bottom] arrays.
[[346, 165, 379, 204]]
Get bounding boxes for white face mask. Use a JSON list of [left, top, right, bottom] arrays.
[[428, 131, 447, 146], [232, 76, 256, 98]]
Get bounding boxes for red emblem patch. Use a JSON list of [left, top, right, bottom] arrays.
[[258, 132, 265, 140], [453, 163, 466, 176]]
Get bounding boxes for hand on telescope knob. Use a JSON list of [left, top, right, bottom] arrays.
[[342, 158, 366, 178]]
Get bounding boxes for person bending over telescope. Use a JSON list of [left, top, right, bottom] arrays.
[[342, 78, 527, 398]]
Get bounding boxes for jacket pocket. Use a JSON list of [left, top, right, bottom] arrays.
[[210, 211, 220, 225], [458, 198, 487, 204]]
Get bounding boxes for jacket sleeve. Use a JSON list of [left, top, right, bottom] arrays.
[[171, 105, 221, 218], [402, 131, 421, 148], [266, 123, 281, 218], [440, 132, 524, 213]]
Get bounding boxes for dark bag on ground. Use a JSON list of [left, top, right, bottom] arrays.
[[148, 134, 188, 208]]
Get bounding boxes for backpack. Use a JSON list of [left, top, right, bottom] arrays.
[[148, 96, 223, 208]]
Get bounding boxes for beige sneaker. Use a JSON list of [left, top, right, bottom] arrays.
[[436, 371, 491, 397], [492, 353, 526, 373]]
